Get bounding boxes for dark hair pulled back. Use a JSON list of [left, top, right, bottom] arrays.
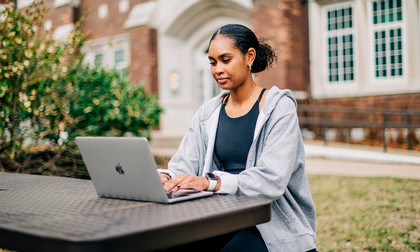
[[209, 24, 277, 73]]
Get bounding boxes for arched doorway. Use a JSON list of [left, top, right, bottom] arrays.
[[157, 0, 251, 136]]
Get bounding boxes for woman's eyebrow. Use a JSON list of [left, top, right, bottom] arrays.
[[208, 53, 233, 60]]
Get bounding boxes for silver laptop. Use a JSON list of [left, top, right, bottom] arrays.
[[76, 137, 213, 203]]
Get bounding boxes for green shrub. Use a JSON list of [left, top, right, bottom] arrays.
[[66, 67, 162, 145], [0, 1, 162, 174], [0, 1, 85, 162]]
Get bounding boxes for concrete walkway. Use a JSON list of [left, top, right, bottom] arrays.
[[303, 140, 420, 179], [305, 158, 420, 179], [305, 144, 420, 165], [150, 137, 420, 180]]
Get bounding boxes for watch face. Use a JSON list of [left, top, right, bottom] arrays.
[[206, 173, 218, 180]]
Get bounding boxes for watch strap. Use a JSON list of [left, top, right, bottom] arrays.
[[207, 179, 217, 191]]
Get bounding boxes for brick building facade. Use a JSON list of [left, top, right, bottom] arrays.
[[4, 0, 420, 143], [251, 0, 310, 96]]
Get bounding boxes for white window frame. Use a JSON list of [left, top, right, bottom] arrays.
[[98, 4, 108, 19], [83, 34, 131, 74], [93, 49, 104, 68], [309, 0, 420, 99], [368, 0, 408, 87], [54, 0, 80, 8], [322, 2, 357, 85], [113, 43, 130, 77], [118, 0, 129, 13], [17, 0, 36, 9]]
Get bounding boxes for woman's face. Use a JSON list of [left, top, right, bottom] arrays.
[[208, 35, 251, 90]]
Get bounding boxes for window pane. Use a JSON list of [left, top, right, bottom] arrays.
[[327, 6, 353, 31], [372, 0, 403, 24], [328, 36, 339, 82], [391, 69, 396, 76], [381, 0, 386, 10], [397, 11, 402, 21], [374, 28, 403, 79], [94, 53, 103, 67], [342, 34, 354, 81], [115, 49, 124, 65], [326, 4, 355, 84], [375, 29, 387, 77]]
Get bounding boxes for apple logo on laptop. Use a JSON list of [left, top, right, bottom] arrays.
[[115, 163, 125, 174]]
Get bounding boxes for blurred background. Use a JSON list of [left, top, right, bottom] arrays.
[[2, 0, 419, 148], [1, 0, 419, 250]]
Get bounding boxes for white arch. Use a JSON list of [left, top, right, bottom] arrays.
[[156, 0, 252, 136], [162, 0, 251, 39]]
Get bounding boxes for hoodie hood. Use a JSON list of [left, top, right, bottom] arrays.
[[198, 86, 297, 122]]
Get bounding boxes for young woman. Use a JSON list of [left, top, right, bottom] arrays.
[[159, 24, 317, 251]]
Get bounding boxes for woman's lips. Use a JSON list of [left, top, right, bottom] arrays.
[[217, 78, 228, 84]]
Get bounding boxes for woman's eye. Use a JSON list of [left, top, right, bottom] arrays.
[[223, 59, 231, 63], [209, 61, 216, 66]]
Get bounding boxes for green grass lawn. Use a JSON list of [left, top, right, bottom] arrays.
[[308, 175, 420, 251]]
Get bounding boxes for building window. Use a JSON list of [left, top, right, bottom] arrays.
[[372, 0, 402, 24], [119, 0, 129, 13], [325, 4, 355, 83], [98, 4, 108, 19], [17, 0, 34, 9], [114, 49, 124, 66], [372, 0, 404, 79], [44, 20, 52, 31], [309, 0, 418, 98], [114, 48, 127, 77], [94, 52, 103, 67], [84, 34, 130, 75]]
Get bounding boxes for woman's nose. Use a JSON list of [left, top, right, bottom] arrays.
[[214, 64, 223, 75]]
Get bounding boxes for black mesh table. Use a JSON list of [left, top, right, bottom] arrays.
[[0, 172, 271, 251]]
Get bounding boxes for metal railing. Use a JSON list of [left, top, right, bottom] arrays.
[[298, 105, 420, 152]]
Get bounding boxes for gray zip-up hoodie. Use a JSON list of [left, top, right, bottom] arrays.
[[162, 86, 317, 251]]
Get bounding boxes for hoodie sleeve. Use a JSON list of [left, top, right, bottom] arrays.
[[214, 96, 302, 200]]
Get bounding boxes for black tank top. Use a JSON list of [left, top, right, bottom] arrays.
[[214, 89, 266, 174]]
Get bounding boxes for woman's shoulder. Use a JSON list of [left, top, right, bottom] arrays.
[[263, 86, 297, 115], [196, 91, 229, 121]]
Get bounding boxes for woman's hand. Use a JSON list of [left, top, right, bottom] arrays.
[[159, 173, 171, 184], [163, 174, 210, 194]]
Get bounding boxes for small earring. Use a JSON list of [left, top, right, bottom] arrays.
[[248, 64, 252, 71]]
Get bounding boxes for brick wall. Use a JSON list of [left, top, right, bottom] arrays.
[[80, 0, 157, 93], [129, 26, 158, 93], [80, 0, 147, 40], [44, 2, 74, 27], [251, 0, 309, 92], [308, 93, 420, 112]]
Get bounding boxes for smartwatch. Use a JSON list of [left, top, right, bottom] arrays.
[[205, 173, 218, 191]]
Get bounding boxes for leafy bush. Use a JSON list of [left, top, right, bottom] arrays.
[[0, 1, 162, 174], [66, 67, 162, 144], [0, 1, 85, 161]]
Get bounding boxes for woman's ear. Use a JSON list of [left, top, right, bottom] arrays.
[[246, 47, 256, 66]]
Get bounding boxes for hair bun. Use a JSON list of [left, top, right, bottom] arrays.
[[253, 41, 277, 73]]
